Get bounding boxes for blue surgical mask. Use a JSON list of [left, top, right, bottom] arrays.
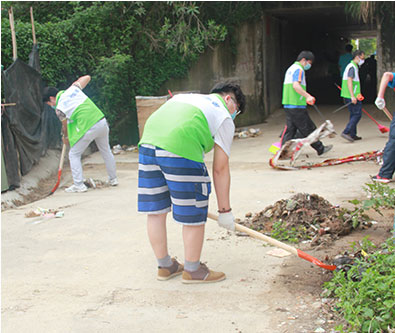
[[304, 63, 311, 71], [231, 110, 241, 120]]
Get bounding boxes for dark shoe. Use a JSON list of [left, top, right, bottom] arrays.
[[318, 144, 333, 156], [182, 263, 226, 284], [341, 133, 354, 142], [371, 175, 391, 184], [352, 135, 362, 140], [157, 258, 184, 281]]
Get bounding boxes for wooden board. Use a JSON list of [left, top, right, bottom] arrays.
[[135, 96, 169, 139]]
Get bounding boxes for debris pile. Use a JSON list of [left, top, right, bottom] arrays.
[[83, 178, 109, 189], [234, 127, 261, 139], [239, 193, 372, 246], [25, 207, 64, 218], [112, 144, 138, 155]]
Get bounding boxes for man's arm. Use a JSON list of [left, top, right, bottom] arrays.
[[377, 72, 394, 98], [375, 72, 394, 110], [72, 75, 91, 90], [292, 81, 315, 105], [212, 144, 231, 212]]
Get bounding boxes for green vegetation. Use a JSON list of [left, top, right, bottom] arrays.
[[324, 183, 395, 332], [270, 219, 309, 243], [347, 182, 395, 229], [324, 238, 395, 332], [351, 38, 376, 56], [1, 2, 261, 145]]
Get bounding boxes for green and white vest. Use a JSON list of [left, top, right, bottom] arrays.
[[139, 93, 231, 162], [56, 86, 104, 147], [341, 61, 360, 98], [282, 62, 306, 106]]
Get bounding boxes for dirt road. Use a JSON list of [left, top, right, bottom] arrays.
[[2, 105, 393, 332]]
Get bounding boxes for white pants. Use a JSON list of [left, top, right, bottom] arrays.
[[69, 118, 117, 186]]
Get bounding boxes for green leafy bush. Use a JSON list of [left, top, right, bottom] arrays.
[[1, 2, 229, 144], [324, 239, 395, 332], [324, 183, 395, 332]]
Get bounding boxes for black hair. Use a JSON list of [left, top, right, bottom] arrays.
[[209, 81, 246, 114], [352, 50, 365, 58], [296, 50, 315, 62], [345, 44, 353, 53], [42, 86, 59, 102]]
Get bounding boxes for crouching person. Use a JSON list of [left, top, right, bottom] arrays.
[[138, 82, 246, 283]]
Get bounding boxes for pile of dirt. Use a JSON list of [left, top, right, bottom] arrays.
[[239, 193, 372, 246]]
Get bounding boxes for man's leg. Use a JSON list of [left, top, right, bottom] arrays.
[[378, 117, 395, 179], [347, 101, 362, 138], [291, 108, 325, 154], [92, 119, 117, 181], [69, 134, 93, 186], [147, 213, 169, 259], [138, 144, 182, 280], [183, 224, 205, 262], [343, 100, 362, 137], [283, 109, 298, 143]]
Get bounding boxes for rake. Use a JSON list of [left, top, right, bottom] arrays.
[[208, 212, 336, 271]]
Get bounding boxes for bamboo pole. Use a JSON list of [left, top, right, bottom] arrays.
[[8, 7, 17, 61], [30, 7, 37, 45]]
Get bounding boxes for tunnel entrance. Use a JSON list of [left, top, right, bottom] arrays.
[[268, 3, 378, 105]]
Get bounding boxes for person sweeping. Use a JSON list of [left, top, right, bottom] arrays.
[[281, 50, 332, 156], [137, 82, 245, 284], [339, 50, 366, 142], [43, 76, 118, 193]]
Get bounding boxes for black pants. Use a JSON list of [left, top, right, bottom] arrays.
[[283, 108, 324, 155]]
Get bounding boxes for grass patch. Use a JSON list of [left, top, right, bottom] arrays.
[[323, 183, 395, 332]]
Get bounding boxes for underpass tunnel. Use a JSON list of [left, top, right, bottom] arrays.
[[268, 5, 378, 107]]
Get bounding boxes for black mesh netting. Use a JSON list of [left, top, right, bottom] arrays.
[[1, 46, 62, 190]]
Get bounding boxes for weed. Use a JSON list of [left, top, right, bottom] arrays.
[[270, 219, 309, 243], [324, 239, 395, 332], [323, 183, 395, 332], [345, 182, 395, 229]]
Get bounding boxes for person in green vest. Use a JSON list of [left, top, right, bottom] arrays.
[[138, 82, 246, 284], [43, 75, 118, 193], [340, 50, 365, 142], [282, 50, 332, 156]]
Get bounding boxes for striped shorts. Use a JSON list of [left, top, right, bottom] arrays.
[[138, 144, 211, 225]]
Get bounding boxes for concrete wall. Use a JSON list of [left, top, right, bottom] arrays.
[[159, 21, 266, 127]]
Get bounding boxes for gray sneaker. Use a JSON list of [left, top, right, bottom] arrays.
[[318, 144, 333, 156], [341, 133, 354, 142], [109, 178, 119, 186], [65, 183, 88, 193]]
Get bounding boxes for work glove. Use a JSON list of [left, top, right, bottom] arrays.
[[217, 212, 235, 231], [375, 97, 385, 110]]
